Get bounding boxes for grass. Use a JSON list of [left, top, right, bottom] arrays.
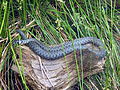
[[0, 0, 120, 89]]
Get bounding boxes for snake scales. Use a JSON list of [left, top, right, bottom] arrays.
[[13, 30, 106, 60]]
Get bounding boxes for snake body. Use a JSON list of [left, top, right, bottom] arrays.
[[13, 30, 106, 60]]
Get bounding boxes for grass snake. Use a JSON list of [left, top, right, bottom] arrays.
[[13, 30, 106, 60]]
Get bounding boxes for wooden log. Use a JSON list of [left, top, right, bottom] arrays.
[[12, 44, 106, 90]]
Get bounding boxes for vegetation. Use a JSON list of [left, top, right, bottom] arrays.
[[0, 0, 120, 89]]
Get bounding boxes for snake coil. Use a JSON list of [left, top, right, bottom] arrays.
[[13, 30, 106, 60]]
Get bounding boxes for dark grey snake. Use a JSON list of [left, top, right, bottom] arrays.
[[13, 30, 106, 60]]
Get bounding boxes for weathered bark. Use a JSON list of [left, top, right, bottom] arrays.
[[12, 44, 106, 90]]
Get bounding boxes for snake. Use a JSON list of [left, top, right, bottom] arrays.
[[13, 30, 106, 60]]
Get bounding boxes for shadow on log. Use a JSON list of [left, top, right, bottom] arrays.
[[12, 44, 106, 90]]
